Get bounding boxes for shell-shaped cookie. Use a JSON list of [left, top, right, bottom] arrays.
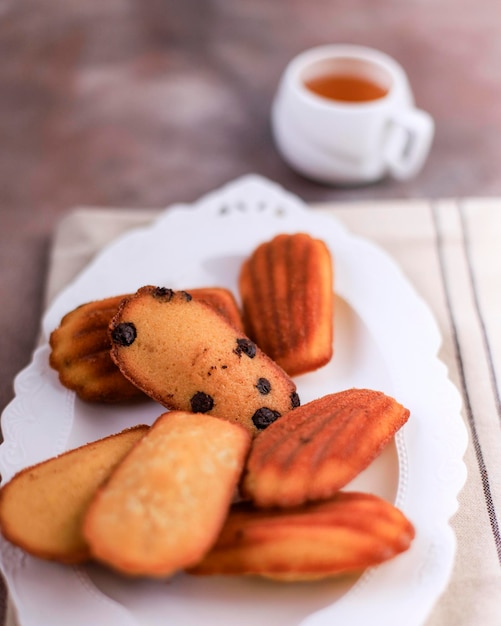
[[49, 287, 243, 403], [241, 388, 410, 507], [239, 232, 334, 377], [83, 412, 251, 577], [49, 294, 145, 403], [189, 492, 415, 580], [189, 286, 244, 331], [109, 287, 299, 435], [0, 425, 148, 564]]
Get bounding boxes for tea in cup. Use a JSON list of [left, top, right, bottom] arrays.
[[271, 45, 434, 185]]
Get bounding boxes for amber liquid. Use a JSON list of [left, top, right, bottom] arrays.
[[305, 74, 388, 103]]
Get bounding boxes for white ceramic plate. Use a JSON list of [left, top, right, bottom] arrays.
[[0, 175, 467, 626]]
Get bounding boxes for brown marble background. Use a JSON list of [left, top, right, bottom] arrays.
[[1, 0, 501, 619]]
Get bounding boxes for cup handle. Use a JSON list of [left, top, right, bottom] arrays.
[[384, 109, 435, 179]]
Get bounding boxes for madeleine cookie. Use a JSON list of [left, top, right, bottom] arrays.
[[0, 425, 148, 564], [239, 233, 334, 376], [49, 294, 146, 403], [83, 411, 251, 577], [189, 492, 415, 580], [49, 287, 243, 403], [242, 389, 410, 507], [189, 286, 244, 331], [109, 287, 299, 435]]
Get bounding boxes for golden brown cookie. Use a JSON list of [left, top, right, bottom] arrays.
[[239, 233, 334, 376], [189, 492, 415, 580], [0, 425, 148, 564], [109, 287, 299, 435], [241, 388, 410, 507], [49, 294, 145, 403], [83, 411, 251, 577], [189, 286, 244, 331], [49, 287, 243, 403]]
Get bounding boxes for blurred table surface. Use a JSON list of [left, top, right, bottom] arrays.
[[3, 0, 501, 413], [1, 0, 501, 621]]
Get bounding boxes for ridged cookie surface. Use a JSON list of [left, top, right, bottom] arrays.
[[109, 287, 299, 435], [83, 411, 251, 577], [0, 425, 148, 564], [239, 233, 334, 376], [242, 388, 410, 507], [49, 294, 145, 403], [189, 286, 244, 331], [49, 287, 243, 403], [189, 492, 415, 580]]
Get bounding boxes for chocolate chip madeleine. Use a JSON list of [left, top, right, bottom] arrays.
[[49, 287, 243, 403], [109, 286, 299, 435], [239, 233, 334, 377], [0, 425, 148, 564], [83, 412, 251, 577], [242, 388, 410, 507], [189, 492, 415, 580]]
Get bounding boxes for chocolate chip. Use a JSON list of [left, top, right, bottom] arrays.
[[234, 338, 256, 358], [252, 407, 281, 429], [152, 287, 174, 301], [190, 391, 214, 413], [290, 391, 301, 408], [180, 290, 192, 302], [111, 322, 137, 346], [256, 377, 271, 395]]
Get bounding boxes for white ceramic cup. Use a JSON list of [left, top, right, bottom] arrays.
[[271, 45, 434, 185]]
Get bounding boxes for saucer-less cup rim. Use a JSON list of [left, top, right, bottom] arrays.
[[286, 44, 411, 110]]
